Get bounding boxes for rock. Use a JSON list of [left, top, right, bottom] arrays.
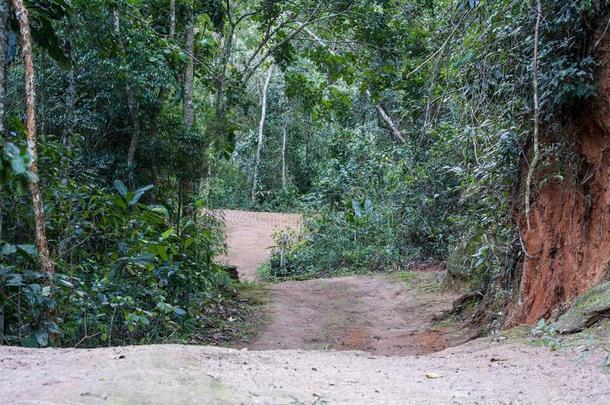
[[425, 372, 443, 379], [552, 281, 610, 333], [220, 264, 240, 281]]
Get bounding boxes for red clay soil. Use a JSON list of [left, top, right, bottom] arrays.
[[509, 23, 610, 325], [221, 210, 471, 356], [246, 274, 471, 356], [218, 209, 301, 281]]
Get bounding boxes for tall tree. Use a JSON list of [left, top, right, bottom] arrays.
[[112, 8, 141, 169], [524, 0, 543, 231], [63, 16, 75, 146], [0, 0, 8, 345], [251, 64, 274, 203], [11, 0, 55, 282], [183, 9, 195, 129], [281, 114, 288, 190], [169, 0, 176, 40]]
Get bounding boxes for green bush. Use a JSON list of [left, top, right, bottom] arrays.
[[0, 141, 232, 348]]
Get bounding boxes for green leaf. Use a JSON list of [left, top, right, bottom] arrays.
[[161, 228, 175, 240], [17, 244, 39, 258], [35, 329, 49, 347], [130, 184, 154, 205], [158, 245, 169, 261], [352, 199, 363, 218], [1, 243, 17, 256], [114, 180, 128, 198], [6, 274, 23, 287], [10, 153, 27, 175], [364, 197, 373, 214], [174, 307, 186, 316]]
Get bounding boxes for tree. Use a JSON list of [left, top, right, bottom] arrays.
[[183, 8, 195, 129], [11, 0, 55, 283], [251, 64, 274, 203], [62, 15, 75, 146], [169, 0, 176, 41], [0, 0, 7, 345], [281, 113, 288, 190], [112, 8, 142, 169]]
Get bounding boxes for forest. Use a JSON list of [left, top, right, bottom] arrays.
[[1, 0, 610, 403]]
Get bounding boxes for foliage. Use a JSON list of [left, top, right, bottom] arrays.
[[1, 138, 230, 347], [530, 319, 561, 351]]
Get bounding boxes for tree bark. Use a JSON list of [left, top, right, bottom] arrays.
[[376, 104, 406, 144], [524, 0, 543, 231], [63, 16, 75, 146], [112, 9, 141, 168], [11, 0, 55, 281], [169, 0, 176, 40], [281, 115, 288, 190], [0, 0, 6, 345], [251, 65, 274, 203], [184, 13, 195, 128], [214, 28, 234, 127]]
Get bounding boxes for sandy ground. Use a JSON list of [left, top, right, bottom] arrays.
[[1, 343, 608, 404], [1, 211, 609, 404]]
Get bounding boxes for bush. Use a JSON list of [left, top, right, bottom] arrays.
[[0, 141, 233, 348]]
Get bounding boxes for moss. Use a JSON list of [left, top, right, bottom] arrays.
[[552, 281, 610, 333], [390, 271, 418, 286]]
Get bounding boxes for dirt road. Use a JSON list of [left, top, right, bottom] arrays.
[[219, 209, 301, 281], [1, 210, 609, 404]]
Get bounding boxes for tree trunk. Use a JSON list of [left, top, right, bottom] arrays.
[[0, 0, 7, 344], [183, 11, 199, 198], [11, 0, 55, 281], [169, 0, 176, 40], [0, 0, 7, 134], [281, 115, 288, 190], [251, 65, 274, 203], [184, 13, 195, 129], [376, 104, 406, 144], [112, 9, 141, 168], [524, 0, 543, 231], [214, 29, 234, 128], [39, 51, 46, 136], [63, 16, 75, 146]]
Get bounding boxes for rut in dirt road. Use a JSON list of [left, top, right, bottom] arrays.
[[247, 274, 474, 355], [221, 210, 472, 355], [219, 210, 300, 281]]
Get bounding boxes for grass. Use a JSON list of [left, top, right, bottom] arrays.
[[388, 270, 444, 294]]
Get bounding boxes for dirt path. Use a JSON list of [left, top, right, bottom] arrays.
[[219, 210, 301, 281], [1, 210, 610, 404], [248, 274, 473, 355], [221, 210, 469, 355]]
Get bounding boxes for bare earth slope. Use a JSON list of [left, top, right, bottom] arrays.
[[1, 210, 609, 404]]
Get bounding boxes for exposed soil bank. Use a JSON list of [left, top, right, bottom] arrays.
[[510, 24, 610, 324]]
